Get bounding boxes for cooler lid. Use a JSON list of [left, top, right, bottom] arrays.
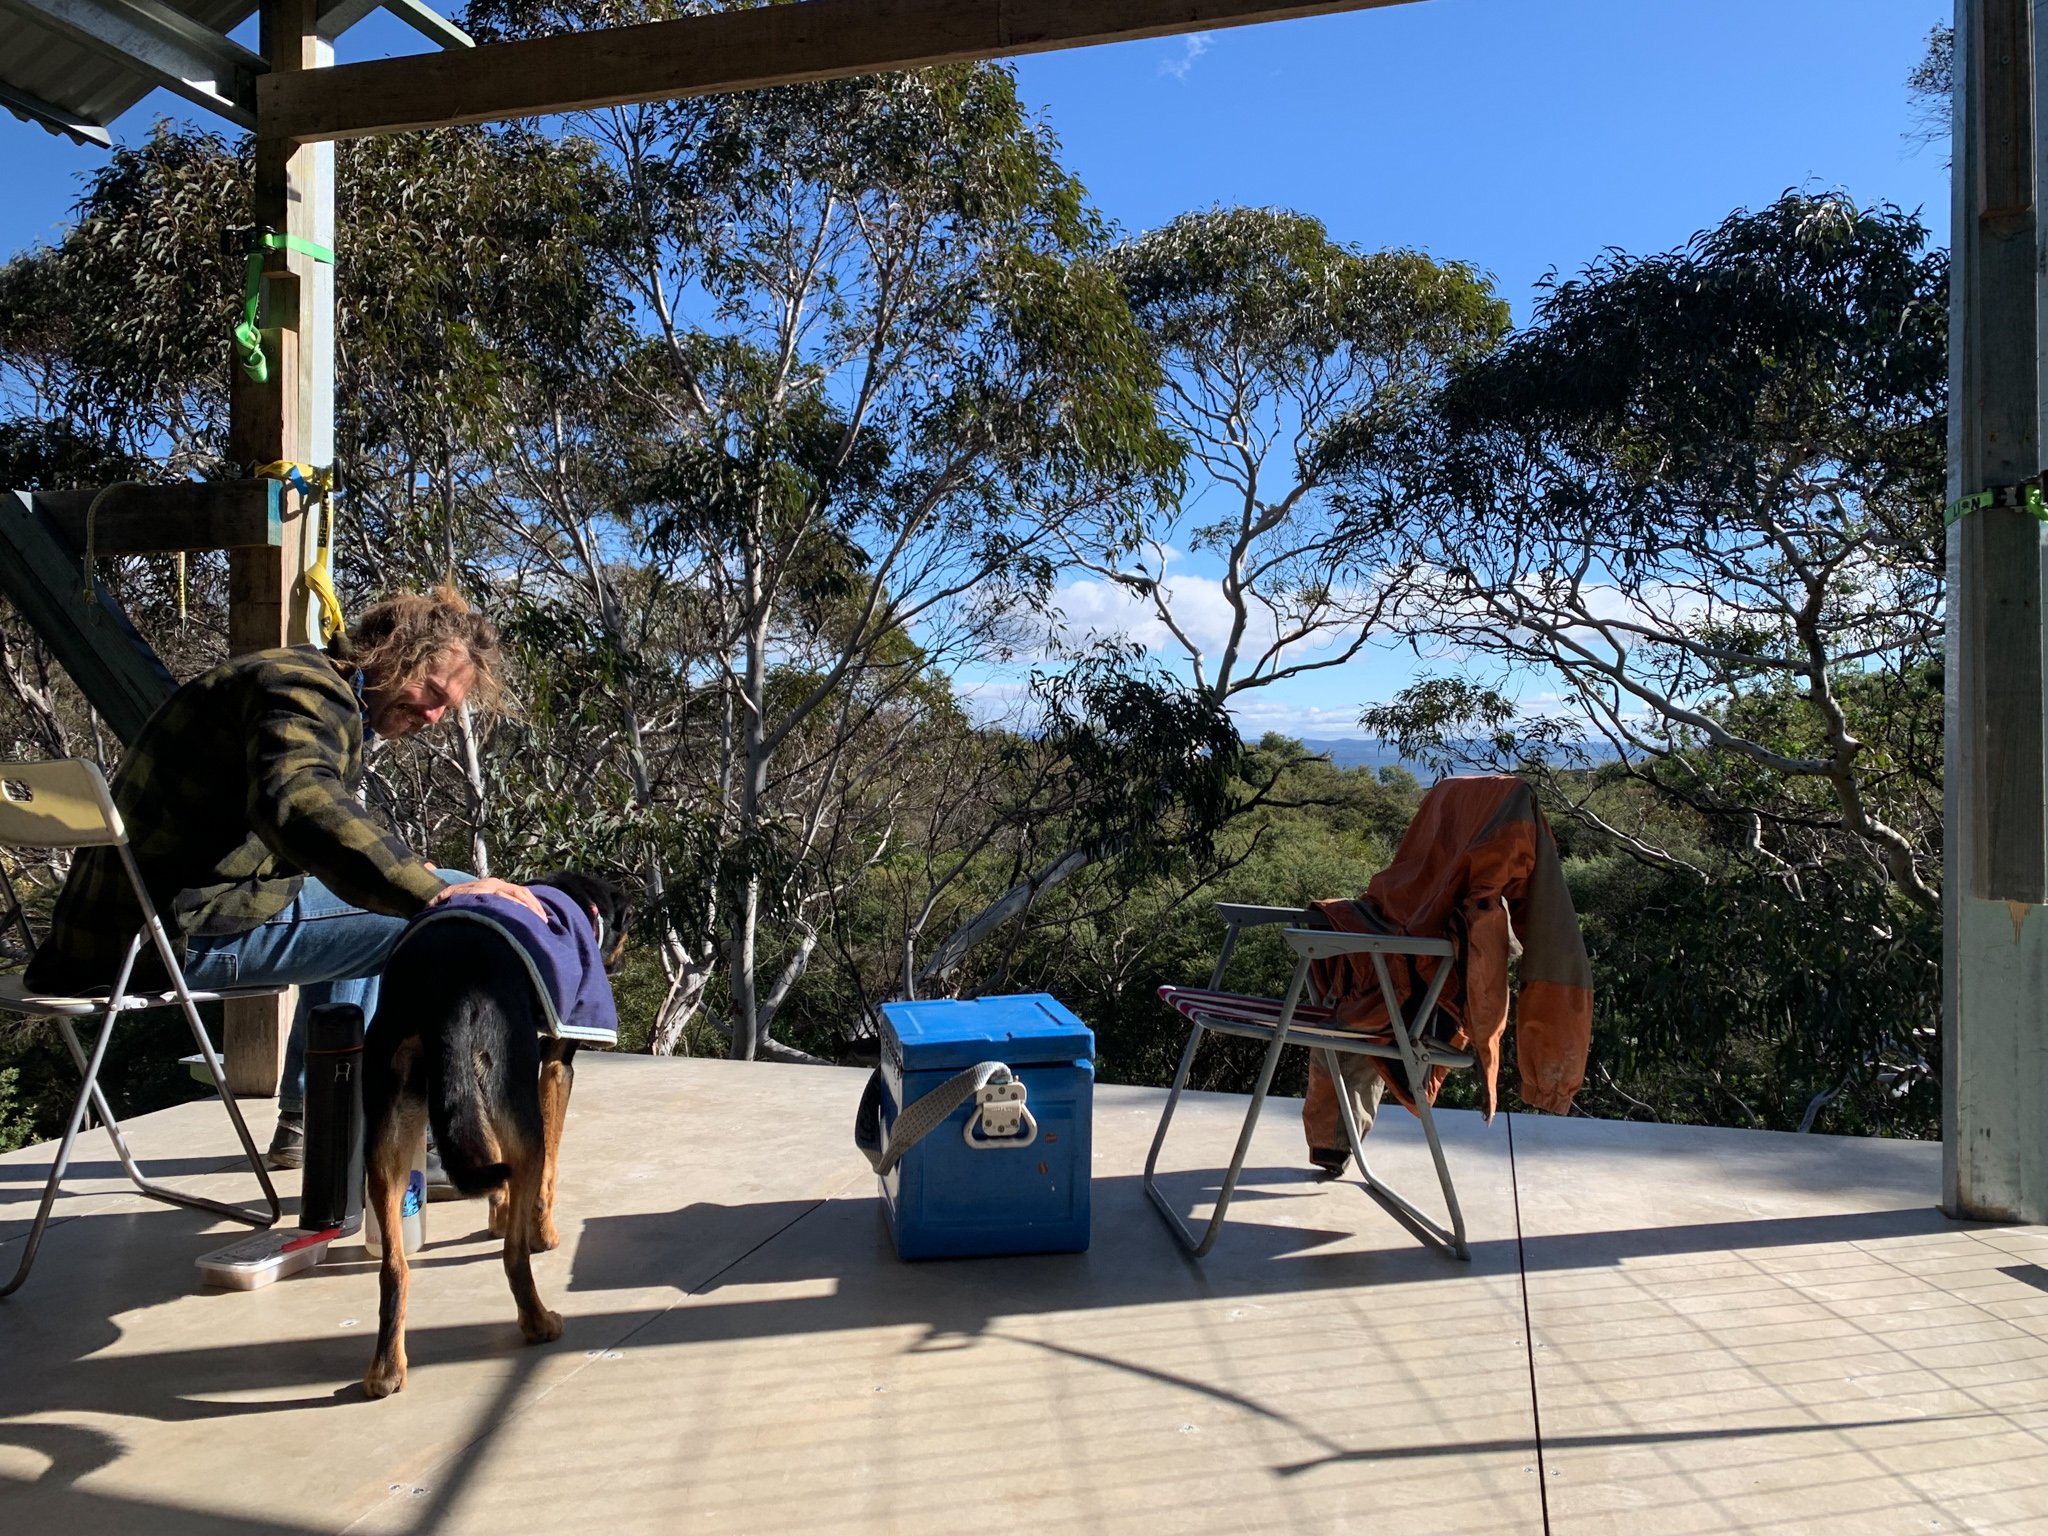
[[878, 994, 1095, 1072]]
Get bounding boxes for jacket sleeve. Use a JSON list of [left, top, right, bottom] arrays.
[[242, 666, 446, 917]]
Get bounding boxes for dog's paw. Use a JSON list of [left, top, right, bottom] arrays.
[[534, 1218, 561, 1253], [363, 1359, 407, 1399], [520, 1307, 563, 1345]]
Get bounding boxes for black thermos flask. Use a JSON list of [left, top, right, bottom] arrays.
[[300, 1002, 365, 1235]]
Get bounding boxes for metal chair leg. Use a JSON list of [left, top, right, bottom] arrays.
[[1327, 1045, 1469, 1260], [1, 1002, 122, 1298], [163, 983, 279, 1228], [3, 953, 280, 1299], [1146, 960, 1309, 1257], [1341, 952, 1469, 1260], [44, 1013, 278, 1235], [133, 875, 279, 1227]]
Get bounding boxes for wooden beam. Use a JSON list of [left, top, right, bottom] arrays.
[[260, 0, 1421, 142], [225, 0, 332, 1101], [228, 314, 304, 655], [1976, 0, 2034, 223], [28, 480, 284, 555], [1944, 0, 2048, 1223]]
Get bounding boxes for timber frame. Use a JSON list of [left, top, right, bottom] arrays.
[[1945, 0, 2048, 1224], [261, 0, 1422, 140]]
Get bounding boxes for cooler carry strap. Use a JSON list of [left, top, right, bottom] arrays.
[[855, 1061, 1037, 1175]]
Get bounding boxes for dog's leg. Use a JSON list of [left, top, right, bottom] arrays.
[[364, 1094, 426, 1400], [501, 1140, 562, 1345], [534, 1044, 575, 1252]]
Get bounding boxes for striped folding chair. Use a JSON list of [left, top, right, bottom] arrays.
[[1143, 902, 1473, 1260], [1, 758, 280, 1299]]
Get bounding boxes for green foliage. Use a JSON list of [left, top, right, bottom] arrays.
[[1906, 24, 1953, 155], [0, 419, 149, 490], [1432, 194, 1946, 541], [1366, 192, 1947, 914], [338, 126, 627, 461], [1113, 207, 1508, 406], [1033, 646, 1241, 870], [0, 1008, 219, 1152], [0, 1066, 34, 1153], [1567, 825, 1938, 1137]]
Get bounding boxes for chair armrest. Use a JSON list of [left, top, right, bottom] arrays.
[[1282, 928, 1455, 962], [1214, 903, 1309, 930]]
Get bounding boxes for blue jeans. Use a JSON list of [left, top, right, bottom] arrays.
[[182, 871, 472, 1113]]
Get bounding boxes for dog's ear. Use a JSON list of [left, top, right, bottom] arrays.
[[533, 870, 632, 962]]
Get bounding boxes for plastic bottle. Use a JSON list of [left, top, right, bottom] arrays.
[[363, 1135, 427, 1257], [299, 1002, 365, 1236]]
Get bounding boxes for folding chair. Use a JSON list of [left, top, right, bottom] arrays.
[[1144, 902, 1473, 1260], [0, 758, 280, 1299]]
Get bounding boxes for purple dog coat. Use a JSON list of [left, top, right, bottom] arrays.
[[391, 885, 619, 1044]]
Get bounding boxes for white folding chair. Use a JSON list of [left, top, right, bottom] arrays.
[[0, 758, 280, 1298], [1144, 902, 1473, 1260]]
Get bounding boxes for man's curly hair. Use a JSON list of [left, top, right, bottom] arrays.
[[336, 584, 506, 718]]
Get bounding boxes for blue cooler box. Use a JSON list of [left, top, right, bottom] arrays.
[[875, 994, 1094, 1260]]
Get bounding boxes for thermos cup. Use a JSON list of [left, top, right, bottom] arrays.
[[299, 1002, 365, 1236]]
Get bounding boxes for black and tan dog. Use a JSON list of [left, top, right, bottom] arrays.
[[361, 870, 628, 1399]]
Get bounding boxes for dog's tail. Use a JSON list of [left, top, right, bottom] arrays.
[[425, 1038, 512, 1195]]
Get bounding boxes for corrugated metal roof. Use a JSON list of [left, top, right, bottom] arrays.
[[0, 0, 259, 150]]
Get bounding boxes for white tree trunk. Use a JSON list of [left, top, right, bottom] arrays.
[[916, 847, 1093, 991]]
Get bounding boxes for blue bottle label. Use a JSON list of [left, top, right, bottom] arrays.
[[401, 1170, 423, 1218]]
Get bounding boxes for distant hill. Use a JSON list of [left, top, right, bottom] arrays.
[[1296, 738, 1428, 774], [1294, 738, 1615, 774]]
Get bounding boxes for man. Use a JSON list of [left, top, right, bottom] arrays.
[[27, 584, 544, 1168]]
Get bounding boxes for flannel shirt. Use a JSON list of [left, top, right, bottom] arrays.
[[25, 645, 445, 993]]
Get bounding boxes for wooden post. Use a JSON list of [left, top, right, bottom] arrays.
[[221, 0, 332, 1098], [1945, 0, 2048, 1223]]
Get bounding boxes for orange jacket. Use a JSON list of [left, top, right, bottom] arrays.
[[1303, 776, 1591, 1151]]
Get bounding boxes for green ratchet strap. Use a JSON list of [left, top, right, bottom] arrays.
[[233, 231, 336, 384], [1946, 480, 2048, 527]]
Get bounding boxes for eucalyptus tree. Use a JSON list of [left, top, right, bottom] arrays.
[[335, 125, 632, 878], [916, 208, 1507, 990], [1906, 23, 1953, 157], [1362, 194, 1948, 907], [462, 0, 1182, 1057], [0, 126, 244, 485], [1077, 207, 1509, 701]]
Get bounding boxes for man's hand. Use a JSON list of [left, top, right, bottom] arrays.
[[432, 877, 548, 920]]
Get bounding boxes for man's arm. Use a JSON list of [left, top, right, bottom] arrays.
[[243, 665, 446, 917]]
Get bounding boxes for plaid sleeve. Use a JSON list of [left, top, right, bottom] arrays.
[[243, 666, 446, 917]]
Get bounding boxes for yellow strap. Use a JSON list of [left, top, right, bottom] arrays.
[[304, 500, 345, 645], [253, 461, 346, 642]]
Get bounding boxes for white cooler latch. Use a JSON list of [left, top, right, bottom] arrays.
[[965, 1068, 1038, 1149]]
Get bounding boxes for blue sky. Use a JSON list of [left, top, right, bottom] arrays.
[[3, 0, 1952, 738]]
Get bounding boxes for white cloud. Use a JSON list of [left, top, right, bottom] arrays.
[[1046, 561, 1383, 674], [953, 677, 1033, 727], [1225, 697, 1371, 737], [1159, 32, 1213, 80], [1051, 572, 1237, 659]]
